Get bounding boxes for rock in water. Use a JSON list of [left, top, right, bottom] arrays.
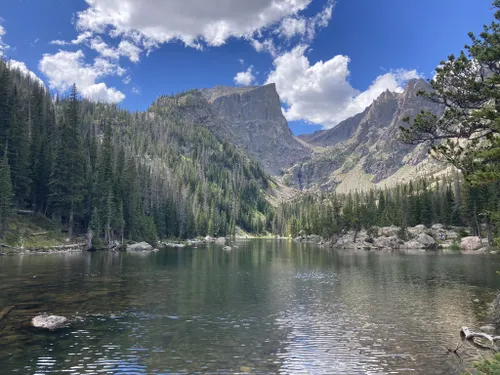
[[126, 242, 155, 252], [32, 314, 68, 330], [223, 246, 232, 251]]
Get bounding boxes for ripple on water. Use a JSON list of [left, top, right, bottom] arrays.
[[1, 241, 499, 374]]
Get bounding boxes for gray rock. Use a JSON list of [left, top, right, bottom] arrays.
[[32, 314, 68, 330], [379, 226, 400, 237], [161, 242, 186, 248], [215, 237, 226, 244], [223, 246, 232, 251], [431, 223, 444, 231], [126, 242, 155, 252], [108, 240, 120, 250], [404, 240, 426, 249], [374, 236, 401, 250], [187, 239, 204, 246], [415, 233, 436, 249], [461, 236, 483, 251]]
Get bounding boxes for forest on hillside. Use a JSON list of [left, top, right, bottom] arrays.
[[0, 59, 272, 247]]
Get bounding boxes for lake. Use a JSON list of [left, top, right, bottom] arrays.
[[1, 239, 499, 374]]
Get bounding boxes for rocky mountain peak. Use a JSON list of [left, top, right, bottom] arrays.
[[157, 84, 311, 175]]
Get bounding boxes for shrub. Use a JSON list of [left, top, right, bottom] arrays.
[[450, 241, 460, 251], [463, 353, 500, 374]]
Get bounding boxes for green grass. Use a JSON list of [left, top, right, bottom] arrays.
[[2, 214, 66, 250]]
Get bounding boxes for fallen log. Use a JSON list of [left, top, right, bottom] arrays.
[[461, 326, 500, 346], [31, 232, 50, 236], [16, 210, 35, 215]]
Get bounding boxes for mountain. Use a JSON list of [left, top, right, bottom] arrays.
[[284, 79, 445, 191], [154, 84, 311, 175]]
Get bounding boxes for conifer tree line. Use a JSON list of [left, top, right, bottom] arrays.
[[271, 175, 500, 244], [0, 59, 272, 245]]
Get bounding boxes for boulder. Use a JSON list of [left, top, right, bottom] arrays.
[[460, 236, 483, 251], [404, 240, 425, 249], [415, 233, 436, 249], [408, 224, 428, 237], [32, 314, 68, 330], [306, 235, 323, 243], [126, 242, 155, 252], [223, 246, 232, 251], [215, 237, 226, 244], [108, 240, 120, 250], [379, 226, 400, 237], [161, 242, 186, 248], [431, 223, 444, 231], [374, 236, 400, 250]]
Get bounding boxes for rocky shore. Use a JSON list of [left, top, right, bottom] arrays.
[[294, 224, 494, 253], [0, 235, 234, 256]]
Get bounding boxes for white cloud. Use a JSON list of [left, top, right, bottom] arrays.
[[9, 60, 44, 86], [50, 31, 93, 46], [250, 38, 278, 57], [117, 40, 141, 63], [76, 0, 312, 48], [234, 66, 256, 86], [277, 17, 307, 39], [266, 45, 421, 128], [89, 37, 120, 59], [275, 0, 333, 41], [39, 50, 125, 103], [89, 37, 142, 63], [0, 24, 9, 56]]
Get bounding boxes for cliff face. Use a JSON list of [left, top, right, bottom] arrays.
[[284, 79, 445, 190], [154, 84, 312, 175], [201, 84, 312, 175]]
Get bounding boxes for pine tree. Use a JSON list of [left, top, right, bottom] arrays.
[[0, 151, 13, 236], [50, 84, 85, 237]]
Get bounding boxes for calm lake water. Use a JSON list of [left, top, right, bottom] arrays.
[[1, 239, 500, 375]]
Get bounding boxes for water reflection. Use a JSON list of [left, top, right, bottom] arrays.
[[0, 240, 499, 374]]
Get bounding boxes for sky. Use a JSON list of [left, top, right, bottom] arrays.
[[0, 0, 494, 135]]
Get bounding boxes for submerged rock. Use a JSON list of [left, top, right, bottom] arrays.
[[32, 314, 68, 330]]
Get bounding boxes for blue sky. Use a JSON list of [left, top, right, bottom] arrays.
[[0, 0, 494, 134]]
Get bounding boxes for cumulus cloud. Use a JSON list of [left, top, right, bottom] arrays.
[[266, 45, 421, 128], [76, 0, 312, 48], [234, 66, 256, 86], [39, 50, 125, 103], [9, 60, 44, 86]]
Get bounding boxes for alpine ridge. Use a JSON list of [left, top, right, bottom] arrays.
[[285, 78, 445, 191]]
